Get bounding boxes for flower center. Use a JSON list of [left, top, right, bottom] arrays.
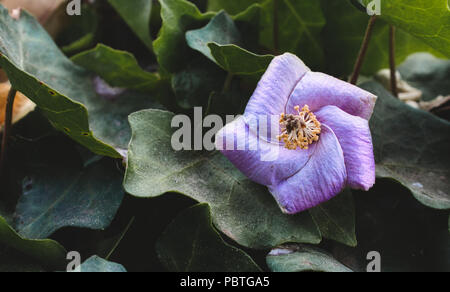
[[277, 105, 321, 150]]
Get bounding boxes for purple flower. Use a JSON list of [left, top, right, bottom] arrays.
[[216, 53, 377, 214]]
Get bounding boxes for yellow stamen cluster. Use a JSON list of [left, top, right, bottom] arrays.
[[277, 105, 321, 150]]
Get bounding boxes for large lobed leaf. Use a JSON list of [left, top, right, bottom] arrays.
[[123, 109, 322, 249], [361, 0, 450, 58]]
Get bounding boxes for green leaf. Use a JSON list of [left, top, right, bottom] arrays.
[[79, 255, 127, 272], [231, 3, 264, 49], [123, 110, 321, 249], [362, 81, 450, 209], [185, 10, 274, 75], [0, 215, 66, 268], [207, 0, 265, 15], [153, 0, 214, 73], [208, 43, 274, 75], [108, 0, 154, 50], [71, 44, 160, 92], [186, 11, 242, 62], [156, 204, 261, 272], [309, 190, 357, 247], [9, 137, 125, 239], [361, 0, 450, 57], [322, 0, 443, 77], [0, 7, 161, 157], [259, 0, 326, 70], [398, 53, 450, 101], [266, 244, 352, 272]]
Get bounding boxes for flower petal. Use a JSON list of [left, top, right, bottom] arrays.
[[215, 116, 316, 186], [244, 53, 310, 117], [316, 105, 375, 191], [286, 72, 377, 120], [268, 126, 347, 214]]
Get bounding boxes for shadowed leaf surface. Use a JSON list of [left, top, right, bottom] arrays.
[[309, 190, 357, 247], [259, 0, 326, 70], [156, 203, 261, 272], [9, 136, 125, 239], [0, 245, 47, 272], [0, 214, 66, 268], [363, 81, 450, 209], [108, 0, 154, 50], [171, 57, 225, 109], [333, 182, 450, 272]]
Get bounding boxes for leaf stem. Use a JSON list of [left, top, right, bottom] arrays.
[[350, 15, 377, 85], [273, 0, 280, 54], [0, 87, 17, 177], [222, 72, 234, 93], [389, 25, 398, 98], [105, 216, 135, 261]]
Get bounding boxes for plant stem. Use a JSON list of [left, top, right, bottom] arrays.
[[105, 216, 135, 261], [389, 25, 398, 98], [350, 15, 377, 85], [0, 88, 17, 177], [222, 72, 234, 93], [273, 0, 280, 53]]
